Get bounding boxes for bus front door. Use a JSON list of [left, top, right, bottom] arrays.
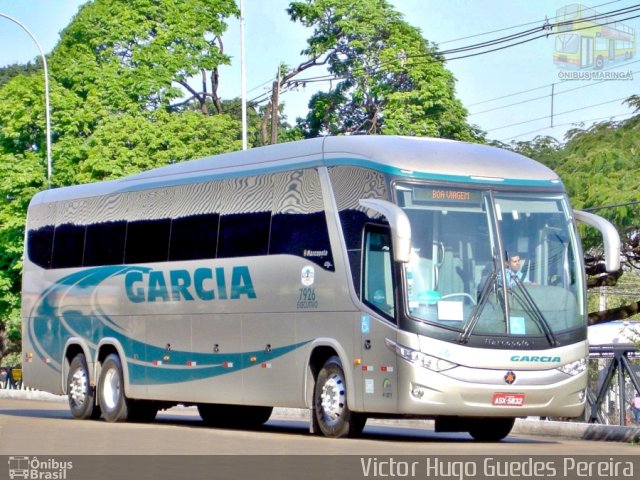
[[360, 225, 398, 413]]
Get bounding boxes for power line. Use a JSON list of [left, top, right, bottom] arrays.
[[468, 59, 640, 109], [220, 2, 640, 126], [441, 4, 640, 55], [248, 2, 640, 114], [470, 66, 640, 117], [487, 95, 631, 132], [435, 0, 624, 46], [444, 10, 640, 61], [499, 112, 636, 142], [584, 200, 640, 212]]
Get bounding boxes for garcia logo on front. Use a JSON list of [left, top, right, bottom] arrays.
[[8, 456, 72, 479]]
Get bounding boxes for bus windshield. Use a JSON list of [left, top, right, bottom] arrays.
[[396, 184, 584, 340]]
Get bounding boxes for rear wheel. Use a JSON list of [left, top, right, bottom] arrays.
[[468, 417, 515, 441], [98, 354, 129, 422], [313, 356, 366, 438], [67, 353, 100, 420]]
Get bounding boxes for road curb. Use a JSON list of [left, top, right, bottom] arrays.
[[3, 390, 639, 442], [513, 418, 640, 443]]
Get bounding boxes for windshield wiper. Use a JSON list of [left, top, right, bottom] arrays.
[[510, 275, 559, 347], [458, 270, 497, 344]]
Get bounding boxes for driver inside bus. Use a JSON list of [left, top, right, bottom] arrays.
[[499, 253, 530, 288]]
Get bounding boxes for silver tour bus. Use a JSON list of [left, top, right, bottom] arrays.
[[22, 136, 619, 441]]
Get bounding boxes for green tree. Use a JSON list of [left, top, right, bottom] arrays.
[[0, 62, 41, 89], [498, 97, 640, 326], [0, 0, 242, 361], [286, 0, 480, 140]]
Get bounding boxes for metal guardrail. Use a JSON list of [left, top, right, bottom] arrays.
[[0, 366, 22, 390], [588, 344, 639, 426]]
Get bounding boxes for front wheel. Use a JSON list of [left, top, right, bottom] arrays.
[[67, 353, 100, 420], [98, 354, 129, 422], [468, 417, 515, 441], [313, 356, 366, 438]]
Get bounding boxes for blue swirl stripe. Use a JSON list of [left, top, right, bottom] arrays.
[[27, 266, 309, 385]]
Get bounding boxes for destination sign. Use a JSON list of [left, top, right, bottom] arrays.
[[413, 187, 482, 205]]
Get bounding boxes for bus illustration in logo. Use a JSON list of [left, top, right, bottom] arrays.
[[8, 457, 29, 479], [553, 3, 636, 70]]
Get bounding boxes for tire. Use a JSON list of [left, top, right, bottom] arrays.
[[198, 404, 273, 429], [595, 56, 604, 69], [67, 353, 100, 420], [98, 354, 129, 422], [313, 356, 366, 438], [468, 417, 515, 442]]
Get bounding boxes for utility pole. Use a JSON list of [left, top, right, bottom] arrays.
[[270, 68, 281, 145], [240, 0, 247, 150]]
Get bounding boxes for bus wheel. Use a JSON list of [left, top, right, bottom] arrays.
[[67, 353, 100, 420], [468, 417, 515, 441], [313, 356, 366, 438], [98, 354, 129, 422], [595, 56, 604, 69], [240, 406, 273, 427]]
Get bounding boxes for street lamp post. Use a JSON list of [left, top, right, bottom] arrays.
[[0, 12, 52, 187]]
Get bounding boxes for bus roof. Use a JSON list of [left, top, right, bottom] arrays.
[[31, 136, 562, 205]]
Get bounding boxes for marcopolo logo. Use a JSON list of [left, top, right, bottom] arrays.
[[552, 3, 636, 78], [8, 456, 72, 480], [125, 266, 256, 303]]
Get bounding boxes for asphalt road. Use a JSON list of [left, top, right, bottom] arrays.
[[1, 397, 638, 456]]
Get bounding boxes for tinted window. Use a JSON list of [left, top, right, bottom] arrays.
[[363, 226, 395, 321], [52, 224, 86, 269], [125, 219, 171, 264], [84, 221, 126, 266], [217, 212, 271, 258], [270, 211, 334, 270], [169, 213, 219, 261], [27, 225, 54, 269]]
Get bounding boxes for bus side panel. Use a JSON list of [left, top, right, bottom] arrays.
[[143, 313, 243, 403], [242, 313, 298, 406], [22, 265, 65, 395]]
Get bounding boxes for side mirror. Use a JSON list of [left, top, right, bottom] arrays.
[[359, 199, 411, 263], [573, 210, 620, 272]]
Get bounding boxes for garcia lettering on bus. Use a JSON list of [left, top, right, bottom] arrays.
[[125, 266, 256, 303]]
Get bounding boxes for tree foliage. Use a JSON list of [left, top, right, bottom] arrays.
[[500, 100, 640, 325], [287, 0, 480, 140], [6, 0, 634, 362], [0, 0, 241, 361]]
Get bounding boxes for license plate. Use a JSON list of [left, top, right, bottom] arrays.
[[492, 393, 525, 406]]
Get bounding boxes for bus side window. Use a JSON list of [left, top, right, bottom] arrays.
[[362, 225, 395, 322]]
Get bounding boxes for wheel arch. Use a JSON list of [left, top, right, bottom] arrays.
[[303, 338, 357, 411], [61, 338, 94, 395], [95, 338, 129, 394]]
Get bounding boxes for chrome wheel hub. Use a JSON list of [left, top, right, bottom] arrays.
[[69, 369, 88, 406], [320, 373, 346, 425], [102, 368, 120, 410]]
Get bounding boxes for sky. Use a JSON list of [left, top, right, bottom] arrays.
[[0, 0, 638, 144]]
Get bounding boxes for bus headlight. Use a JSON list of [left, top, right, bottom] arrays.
[[385, 338, 457, 372], [557, 358, 587, 376]]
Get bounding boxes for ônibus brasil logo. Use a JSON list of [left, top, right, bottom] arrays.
[[8, 456, 73, 480]]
